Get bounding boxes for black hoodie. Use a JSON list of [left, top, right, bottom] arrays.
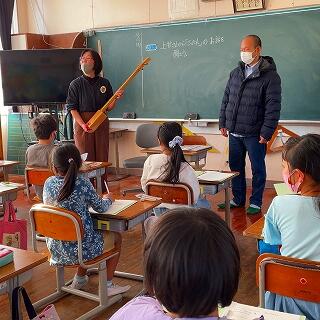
[[219, 56, 282, 141]]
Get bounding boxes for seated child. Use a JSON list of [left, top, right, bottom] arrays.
[[141, 122, 210, 215], [262, 134, 320, 320], [26, 114, 57, 200], [110, 207, 240, 320], [43, 143, 130, 296]]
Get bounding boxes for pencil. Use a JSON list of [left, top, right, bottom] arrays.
[[104, 181, 110, 194]]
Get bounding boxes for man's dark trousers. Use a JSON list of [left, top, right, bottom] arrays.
[[229, 134, 267, 207]]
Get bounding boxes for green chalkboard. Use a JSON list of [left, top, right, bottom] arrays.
[[87, 6, 320, 120]]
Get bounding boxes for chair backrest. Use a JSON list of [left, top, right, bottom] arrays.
[[29, 204, 84, 248], [256, 253, 320, 307], [183, 135, 207, 145], [25, 167, 54, 186], [136, 123, 160, 148], [146, 180, 193, 205]]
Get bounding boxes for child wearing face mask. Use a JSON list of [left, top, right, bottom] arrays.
[[26, 114, 58, 200], [261, 134, 320, 320]]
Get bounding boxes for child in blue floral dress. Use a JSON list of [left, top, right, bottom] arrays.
[[43, 143, 130, 296]]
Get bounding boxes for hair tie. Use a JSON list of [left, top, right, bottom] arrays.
[[168, 136, 183, 149], [68, 158, 74, 163]]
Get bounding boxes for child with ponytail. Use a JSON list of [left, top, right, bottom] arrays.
[[141, 122, 210, 214], [43, 143, 130, 296]]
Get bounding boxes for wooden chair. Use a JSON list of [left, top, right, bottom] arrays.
[[146, 180, 193, 205], [29, 203, 122, 320], [25, 167, 53, 202], [183, 135, 208, 169], [267, 125, 299, 153], [256, 253, 320, 308], [183, 135, 207, 146]]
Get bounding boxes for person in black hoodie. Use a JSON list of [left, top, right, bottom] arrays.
[[219, 35, 281, 215]]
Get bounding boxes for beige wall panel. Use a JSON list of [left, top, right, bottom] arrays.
[[40, 0, 92, 34], [149, 0, 169, 22], [215, 0, 235, 16], [93, 0, 151, 29], [266, 0, 294, 10], [198, 1, 215, 18], [293, 0, 320, 6]]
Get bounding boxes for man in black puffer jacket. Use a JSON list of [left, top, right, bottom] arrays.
[[219, 35, 281, 215]]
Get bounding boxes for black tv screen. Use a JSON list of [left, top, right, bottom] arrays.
[[0, 49, 83, 105]]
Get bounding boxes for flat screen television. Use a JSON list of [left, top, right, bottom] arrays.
[[0, 49, 84, 105]]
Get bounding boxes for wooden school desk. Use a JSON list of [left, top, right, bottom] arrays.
[[80, 161, 112, 194], [26, 161, 111, 195], [0, 245, 47, 316], [197, 171, 239, 227], [109, 128, 129, 181], [243, 216, 265, 240], [91, 196, 161, 281], [0, 183, 25, 216], [0, 182, 25, 202], [141, 145, 212, 170], [0, 161, 20, 181]]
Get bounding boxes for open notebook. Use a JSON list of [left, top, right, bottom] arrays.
[[89, 199, 137, 216], [196, 171, 235, 184], [219, 302, 306, 320], [274, 183, 295, 196]]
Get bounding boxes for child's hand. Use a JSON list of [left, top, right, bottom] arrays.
[[103, 193, 114, 203]]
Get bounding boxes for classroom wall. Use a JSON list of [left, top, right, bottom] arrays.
[[17, 0, 320, 34], [14, 0, 320, 182]]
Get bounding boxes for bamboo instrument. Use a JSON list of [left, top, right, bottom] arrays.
[[86, 57, 151, 132]]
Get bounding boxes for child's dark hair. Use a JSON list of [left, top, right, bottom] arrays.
[[282, 134, 320, 211], [144, 208, 240, 317], [80, 49, 102, 76], [157, 122, 187, 183], [51, 143, 82, 202], [31, 114, 57, 140]]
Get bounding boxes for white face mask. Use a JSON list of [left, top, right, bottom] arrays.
[[240, 51, 255, 65], [81, 63, 94, 75]]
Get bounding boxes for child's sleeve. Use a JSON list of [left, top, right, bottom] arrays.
[[42, 177, 56, 205], [263, 199, 282, 245], [85, 179, 112, 213], [141, 157, 151, 193], [109, 296, 172, 320]]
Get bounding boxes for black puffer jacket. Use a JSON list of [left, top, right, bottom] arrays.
[[219, 56, 281, 141]]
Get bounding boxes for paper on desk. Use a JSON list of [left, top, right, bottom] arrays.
[[274, 183, 295, 196], [89, 199, 137, 216], [197, 171, 234, 182], [81, 153, 88, 161], [135, 193, 162, 201], [195, 171, 204, 177], [0, 182, 21, 192], [219, 302, 305, 320], [181, 145, 209, 151]]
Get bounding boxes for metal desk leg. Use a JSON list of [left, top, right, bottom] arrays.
[[115, 132, 120, 176], [225, 181, 231, 227], [3, 167, 9, 181], [95, 168, 106, 195], [108, 132, 129, 182]]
